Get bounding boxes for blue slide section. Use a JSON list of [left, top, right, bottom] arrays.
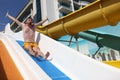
[[17, 41, 71, 80]]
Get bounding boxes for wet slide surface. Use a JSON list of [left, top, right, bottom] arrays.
[[0, 40, 23, 80], [17, 40, 70, 80]]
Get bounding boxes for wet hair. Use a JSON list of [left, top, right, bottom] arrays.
[[25, 16, 33, 23], [27, 16, 33, 20]]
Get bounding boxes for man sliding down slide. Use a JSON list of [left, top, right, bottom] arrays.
[[6, 12, 50, 60]]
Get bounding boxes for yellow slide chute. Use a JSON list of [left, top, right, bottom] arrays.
[[36, 0, 120, 39]]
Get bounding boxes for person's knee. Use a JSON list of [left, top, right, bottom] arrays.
[[33, 47, 40, 51]]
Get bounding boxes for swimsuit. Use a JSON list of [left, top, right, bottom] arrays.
[[23, 42, 38, 48]]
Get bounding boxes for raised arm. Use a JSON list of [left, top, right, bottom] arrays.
[[34, 17, 48, 26], [6, 12, 22, 26]]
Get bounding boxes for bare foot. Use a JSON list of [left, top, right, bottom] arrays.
[[44, 52, 50, 60], [29, 50, 37, 57], [34, 53, 39, 58]]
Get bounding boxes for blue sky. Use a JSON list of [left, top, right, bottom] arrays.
[[0, 0, 28, 31]]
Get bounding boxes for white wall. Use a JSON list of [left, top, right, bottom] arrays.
[[40, 0, 59, 23]]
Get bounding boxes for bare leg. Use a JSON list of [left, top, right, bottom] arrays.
[[33, 46, 50, 59], [24, 46, 37, 57], [44, 52, 50, 60]]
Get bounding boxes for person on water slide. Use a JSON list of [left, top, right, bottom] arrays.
[[6, 12, 50, 60]]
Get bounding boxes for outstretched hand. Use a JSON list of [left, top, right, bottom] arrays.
[[6, 12, 9, 17], [46, 16, 49, 21]]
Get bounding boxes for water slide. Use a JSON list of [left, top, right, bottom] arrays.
[[36, 0, 120, 39], [0, 23, 120, 80], [1, 0, 120, 80]]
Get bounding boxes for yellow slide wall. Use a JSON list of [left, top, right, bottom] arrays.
[[103, 61, 120, 68]]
